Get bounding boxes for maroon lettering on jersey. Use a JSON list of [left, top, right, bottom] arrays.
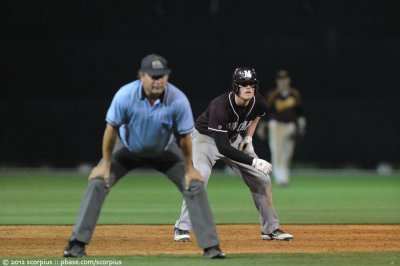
[[195, 92, 267, 141]]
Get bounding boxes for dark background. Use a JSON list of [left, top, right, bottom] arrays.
[[1, 0, 399, 168]]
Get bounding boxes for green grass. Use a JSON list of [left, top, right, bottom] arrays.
[[0, 171, 399, 225], [1, 171, 399, 265], [3, 253, 400, 266]]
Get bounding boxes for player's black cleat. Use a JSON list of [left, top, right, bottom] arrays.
[[203, 245, 226, 259], [63, 240, 87, 257], [262, 228, 294, 241], [174, 227, 190, 242]]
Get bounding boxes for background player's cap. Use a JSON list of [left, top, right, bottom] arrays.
[[276, 69, 290, 79], [140, 54, 171, 76]]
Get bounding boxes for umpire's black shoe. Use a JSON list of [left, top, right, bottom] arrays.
[[203, 245, 226, 259], [63, 240, 87, 257]]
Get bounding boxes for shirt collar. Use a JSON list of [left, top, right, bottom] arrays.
[[229, 92, 255, 113], [229, 92, 256, 110], [140, 84, 167, 103]]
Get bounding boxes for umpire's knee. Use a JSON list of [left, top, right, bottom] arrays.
[[88, 178, 109, 193], [183, 180, 204, 197]]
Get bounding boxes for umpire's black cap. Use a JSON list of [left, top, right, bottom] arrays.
[[140, 54, 171, 76]]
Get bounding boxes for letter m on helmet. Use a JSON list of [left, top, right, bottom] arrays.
[[231, 66, 259, 94]]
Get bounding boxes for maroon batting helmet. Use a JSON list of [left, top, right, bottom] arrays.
[[232, 67, 259, 94]]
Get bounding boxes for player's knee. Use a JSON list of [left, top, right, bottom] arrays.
[[264, 176, 272, 188], [252, 172, 272, 190], [257, 172, 271, 187], [193, 162, 211, 181]]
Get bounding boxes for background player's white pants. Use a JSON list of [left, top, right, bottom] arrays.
[[268, 120, 296, 185], [175, 129, 280, 234]]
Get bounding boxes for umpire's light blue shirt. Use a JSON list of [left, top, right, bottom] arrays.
[[106, 80, 194, 156]]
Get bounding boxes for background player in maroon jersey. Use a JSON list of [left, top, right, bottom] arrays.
[[174, 67, 293, 242], [258, 70, 306, 186]]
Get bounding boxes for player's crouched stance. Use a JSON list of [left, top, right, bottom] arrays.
[[174, 67, 293, 242], [63, 54, 225, 259]]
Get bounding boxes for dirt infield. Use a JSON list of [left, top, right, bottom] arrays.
[[1, 225, 399, 256]]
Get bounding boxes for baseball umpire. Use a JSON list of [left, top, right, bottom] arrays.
[[173, 67, 293, 242], [63, 54, 225, 259], [259, 70, 306, 186]]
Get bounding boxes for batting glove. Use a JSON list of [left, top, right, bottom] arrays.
[[238, 136, 255, 155], [251, 158, 272, 175]]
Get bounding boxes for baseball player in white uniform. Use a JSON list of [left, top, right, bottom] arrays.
[[173, 67, 294, 242], [258, 70, 306, 186]]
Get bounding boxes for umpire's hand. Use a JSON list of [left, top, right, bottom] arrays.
[[89, 161, 111, 188], [185, 168, 204, 191]]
